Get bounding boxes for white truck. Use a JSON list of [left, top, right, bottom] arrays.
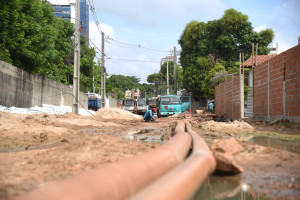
[[123, 89, 148, 115]]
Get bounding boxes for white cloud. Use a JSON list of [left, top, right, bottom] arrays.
[[93, 0, 227, 28], [254, 25, 269, 33], [88, 0, 228, 83], [267, 0, 300, 51]]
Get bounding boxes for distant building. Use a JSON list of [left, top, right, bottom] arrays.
[[161, 52, 181, 65], [47, 0, 89, 40]]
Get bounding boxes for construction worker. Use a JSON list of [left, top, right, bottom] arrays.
[[208, 101, 214, 114], [144, 106, 156, 122]]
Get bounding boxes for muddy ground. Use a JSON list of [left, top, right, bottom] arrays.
[[0, 108, 299, 200]]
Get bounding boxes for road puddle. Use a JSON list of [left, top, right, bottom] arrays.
[[192, 175, 266, 200], [123, 135, 163, 143], [248, 136, 300, 155]]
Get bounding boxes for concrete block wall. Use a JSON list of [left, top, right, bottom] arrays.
[[253, 44, 300, 122], [215, 74, 242, 120], [0, 60, 88, 109]]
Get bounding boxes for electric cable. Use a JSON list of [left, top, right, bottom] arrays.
[[107, 57, 160, 63], [79, 27, 105, 56]]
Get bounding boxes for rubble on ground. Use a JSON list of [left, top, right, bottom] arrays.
[[211, 138, 244, 174], [199, 120, 254, 134]]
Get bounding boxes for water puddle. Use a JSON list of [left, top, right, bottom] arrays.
[[248, 136, 300, 155], [123, 135, 162, 144], [85, 128, 115, 135], [191, 175, 266, 200]]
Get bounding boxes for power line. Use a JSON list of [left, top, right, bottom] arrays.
[[87, 0, 103, 33], [107, 37, 170, 53], [80, 27, 105, 55], [106, 40, 167, 56], [85, 0, 174, 62], [107, 57, 160, 63]]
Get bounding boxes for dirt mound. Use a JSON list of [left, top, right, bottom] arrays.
[[94, 107, 143, 122], [57, 112, 85, 119], [199, 120, 254, 134]]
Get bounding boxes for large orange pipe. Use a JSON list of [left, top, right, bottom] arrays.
[[11, 121, 192, 200], [129, 122, 216, 200]]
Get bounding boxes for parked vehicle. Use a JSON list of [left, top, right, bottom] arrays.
[[147, 97, 158, 108], [87, 93, 101, 111], [88, 98, 101, 111], [122, 98, 148, 115], [123, 99, 134, 113], [137, 98, 148, 115], [157, 95, 181, 117], [122, 89, 148, 115], [157, 95, 191, 117], [180, 96, 191, 112]]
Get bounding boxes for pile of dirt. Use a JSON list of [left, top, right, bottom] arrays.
[[169, 111, 190, 118], [94, 107, 143, 122], [199, 120, 254, 134]]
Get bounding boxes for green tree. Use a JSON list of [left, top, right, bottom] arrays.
[[147, 61, 183, 95], [79, 35, 97, 92], [178, 8, 274, 96], [147, 73, 160, 84], [182, 57, 213, 95], [203, 63, 229, 99], [0, 0, 73, 80], [105, 74, 155, 100]]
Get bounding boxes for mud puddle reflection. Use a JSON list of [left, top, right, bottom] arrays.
[[191, 175, 266, 200], [248, 136, 300, 155], [123, 135, 163, 144]]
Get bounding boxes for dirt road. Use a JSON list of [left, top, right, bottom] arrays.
[[0, 108, 299, 199]]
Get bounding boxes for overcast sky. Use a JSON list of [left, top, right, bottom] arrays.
[[84, 0, 300, 83]]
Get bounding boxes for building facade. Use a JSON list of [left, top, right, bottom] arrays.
[[48, 0, 89, 39]]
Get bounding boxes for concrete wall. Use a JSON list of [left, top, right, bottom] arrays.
[[0, 60, 88, 109], [215, 74, 243, 120], [253, 44, 300, 122], [107, 95, 118, 107]]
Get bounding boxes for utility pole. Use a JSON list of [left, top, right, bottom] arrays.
[[166, 61, 169, 95], [92, 65, 95, 93], [101, 32, 105, 108], [160, 60, 163, 95], [2, 39, 5, 62], [173, 46, 177, 95], [255, 43, 258, 66], [72, 0, 80, 114], [239, 52, 244, 119]]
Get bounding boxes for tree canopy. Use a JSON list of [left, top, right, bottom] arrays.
[[106, 74, 155, 99], [146, 61, 183, 95], [178, 8, 274, 97], [0, 0, 74, 80]]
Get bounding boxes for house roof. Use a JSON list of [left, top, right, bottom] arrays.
[[244, 54, 278, 67]]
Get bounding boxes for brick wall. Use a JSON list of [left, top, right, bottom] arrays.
[[253, 44, 300, 122], [215, 74, 243, 120]]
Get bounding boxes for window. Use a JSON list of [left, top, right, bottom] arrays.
[[161, 96, 180, 105], [125, 100, 134, 106], [138, 99, 146, 105]]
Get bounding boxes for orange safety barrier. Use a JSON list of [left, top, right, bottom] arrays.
[[11, 121, 192, 200], [129, 122, 216, 200]]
